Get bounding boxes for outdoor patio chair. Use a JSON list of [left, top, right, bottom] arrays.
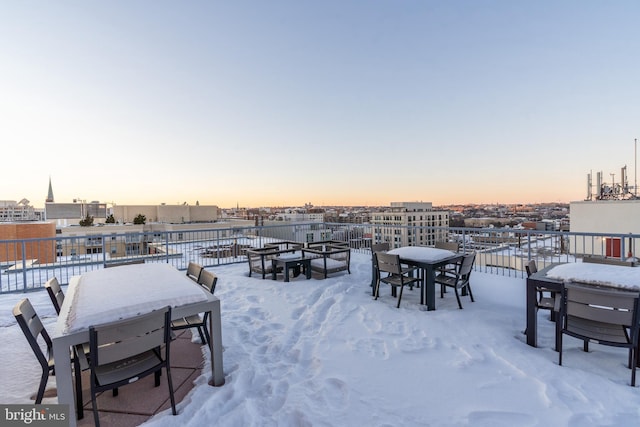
[[435, 241, 460, 278], [247, 247, 282, 279], [186, 261, 203, 282], [44, 277, 65, 315], [435, 252, 476, 309], [373, 252, 420, 308], [89, 306, 177, 426], [13, 298, 86, 419], [526, 259, 557, 317], [434, 241, 459, 252], [171, 269, 218, 346], [557, 283, 640, 386], [370, 243, 390, 295]]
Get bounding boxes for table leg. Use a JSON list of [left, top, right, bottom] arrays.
[[208, 300, 225, 387], [526, 278, 537, 347], [304, 261, 312, 279], [425, 266, 436, 311], [284, 263, 290, 282], [53, 337, 77, 427], [419, 269, 425, 305]]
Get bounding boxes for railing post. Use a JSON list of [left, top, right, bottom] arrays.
[[21, 240, 27, 292], [101, 238, 107, 267], [165, 232, 170, 264]]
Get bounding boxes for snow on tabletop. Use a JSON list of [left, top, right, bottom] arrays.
[[59, 263, 208, 334], [546, 262, 640, 291], [387, 246, 456, 262]]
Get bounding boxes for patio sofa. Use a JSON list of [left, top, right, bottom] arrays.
[[246, 246, 301, 279], [301, 245, 351, 279]]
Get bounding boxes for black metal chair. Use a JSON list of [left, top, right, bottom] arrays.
[[526, 259, 557, 315], [186, 261, 204, 282], [13, 298, 85, 419], [89, 306, 177, 426], [374, 252, 420, 308], [171, 269, 218, 345], [435, 253, 476, 309], [557, 283, 640, 386], [44, 277, 64, 315], [370, 242, 391, 295]]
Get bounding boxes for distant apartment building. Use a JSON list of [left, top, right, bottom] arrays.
[[271, 209, 324, 222], [324, 211, 370, 224], [370, 202, 449, 248]]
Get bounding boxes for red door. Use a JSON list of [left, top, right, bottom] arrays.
[[605, 238, 621, 258]]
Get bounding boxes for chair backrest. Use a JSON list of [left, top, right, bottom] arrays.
[[13, 298, 51, 369], [44, 277, 64, 314], [186, 262, 203, 282], [371, 242, 390, 254], [198, 269, 218, 294], [435, 241, 459, 252], [565, 284, 640, 330], [90, 306, 171, 367], [458, 253, 476, 279], [525, 259, 537, 278], [375, 252, 402, 275]]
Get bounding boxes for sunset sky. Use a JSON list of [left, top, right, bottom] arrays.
[[1, 1, 639, 209]]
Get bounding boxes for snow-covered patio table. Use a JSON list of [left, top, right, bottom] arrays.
[[526, 262, 640, 348], [51, 263, 224, 426], [387, 246, 463, 310]]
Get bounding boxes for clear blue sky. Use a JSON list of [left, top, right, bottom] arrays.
[[1, 1, 639, 208]]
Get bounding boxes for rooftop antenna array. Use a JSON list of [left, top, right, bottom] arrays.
[[585, 138, 639, 201]]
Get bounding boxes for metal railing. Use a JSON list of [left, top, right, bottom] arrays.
[[2, 222, 639, 293]]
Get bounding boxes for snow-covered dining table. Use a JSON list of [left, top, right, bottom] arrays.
[[526, 261, 640, 349], [387, 246, 463, 310], [51, 263, 224, 426]]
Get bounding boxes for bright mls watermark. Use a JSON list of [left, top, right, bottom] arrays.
[[0, 405, 69, 426]]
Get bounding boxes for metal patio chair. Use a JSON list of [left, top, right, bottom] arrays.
[[186, 261, 204, 282], [435, 252, 476, 309], [171, 269, 218, 346], [44, 277, 65, 315], [88, 306, 177, 426], [374, 252, 420, 308], [557, 283, 640, 386], [13, 298, 86, 419]]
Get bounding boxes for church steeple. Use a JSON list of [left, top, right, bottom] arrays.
[[46, 177, 54, 203]]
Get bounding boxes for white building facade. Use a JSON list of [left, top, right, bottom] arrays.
[[570, 200, 640, 258]]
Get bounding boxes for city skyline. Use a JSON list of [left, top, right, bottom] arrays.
[[2, 2, 639, 208]]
